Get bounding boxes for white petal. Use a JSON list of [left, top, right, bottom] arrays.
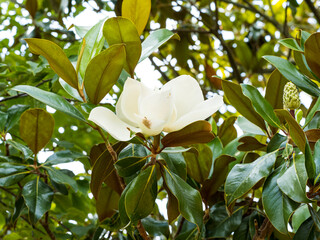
[[116, 78, 142, 127], [136, 90, 174, 135], [164, 95, 223, 132], [89, 106, 138, 141], [161, 75, 204, 118]]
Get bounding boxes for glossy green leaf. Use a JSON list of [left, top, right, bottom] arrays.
[[118, 143, 147, 159], [0, 163, 29, 187], [140, 29, 180, 62], [45, 166, 78, 192], [305, 97, 320, 128], [237, 116, 265, 135], [182, 144, 212, 183], [161, 152, 187, 180], [264, 56, 320, 97], [313, 141, 320, 184], [118, 181, 132, 226], [304, 32, 320, 81], [242, 84, 281, 128], [201, 155, 236, 204], [25, 38, 78, 89], [275, 109, 306, 153], [122, 0, 151, 35], [161, 120, 214, 147], [90, 142, 127, 197], [222, 80, 266, 131], [11, 85, 87, 122], [7, 140, 33, 159], [59, 79, 82, 101], [43, 150, 83, 166], [125, 165, 157, 222], [115, 156, 147, 177], [293, 50, 315, 80], [79, 19, 105, 78], [225, 151, 277, 206], [19, 108, 54, 154], [265, 69, 288, 110], [84, 44, 126, 104], [267, 133, 288, 153], [279, 38, 303, 52], [205, 203, 243, 238], [103, 17, 141, 76], [292, 204, 310, 233], [141, 217, 170, 238], [162, 165, 203, 230], [0, 111, 8, 132], [22, 177, 54, 223], [5, 105, 29, 132], [293, 216, 320, 240], [96, 186, 120, 222], [277, 154, 309, 203], [165, 184, 180, 224], [308, 205, 320, 230], [262, 165, 300, 234]]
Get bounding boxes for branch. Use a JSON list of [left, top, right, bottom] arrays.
[[305, 0, 320, 25], [148, 56, 171, 82], [40, 212, 56, 240]]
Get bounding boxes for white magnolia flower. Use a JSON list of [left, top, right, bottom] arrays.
[[89, 75, 223, 141]]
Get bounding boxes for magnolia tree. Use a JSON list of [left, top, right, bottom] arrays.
[[1, 0, 320, 239]]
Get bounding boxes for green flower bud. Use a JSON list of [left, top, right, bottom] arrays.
[[283, 82, 300, 110]]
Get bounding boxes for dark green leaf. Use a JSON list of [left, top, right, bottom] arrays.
[[262, 165, 300, 234], [237, 136, 267, 152], [242, 84, 281, 128], [277, 154, 309, 203], [313, 141, 320, 184], [0, 163, 29, 187], [162, 165, 203, 230], [46, 166, 78, 192], [222, 80, 266, 131], [22, 177, 54, 223], [305, 97, 320, 128], [115, 156, 147, 177], [44, 150, 83, 166], [293, 216, 320, 240], [275, 109, 307, 154], [5, 105, 29, 132], [11, 85, 87, 122], [264, 56, 320, 97], [225, 151, 278, 206], [161, 152, 187, 180], [205, 203, 243, 238], [141, 217, 170, 238], [125, 165, 157, 222]]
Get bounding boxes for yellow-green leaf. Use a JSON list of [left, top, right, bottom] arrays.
[[103, 17, 141, 76], [25, 38, 78, 89], [20, 108, 54, 154], [122, 0, 151, 35], [304, 32, 320, 80], [84, 44, 126, 104]]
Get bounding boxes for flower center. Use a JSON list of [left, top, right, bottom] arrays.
[[142, 117, 151, 129]]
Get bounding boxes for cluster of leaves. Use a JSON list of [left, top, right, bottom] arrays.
[[1, 0, 320, 239]]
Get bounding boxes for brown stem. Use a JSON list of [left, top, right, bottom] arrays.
[[40, 212, 56, 240], [174, 217, 185, 238], [253, 218, 273, 240], [290, 109, 295, 118], [137, 220, 150, 240]]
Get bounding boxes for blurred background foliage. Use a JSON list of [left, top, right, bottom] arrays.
[[1, 0, 320, 239]]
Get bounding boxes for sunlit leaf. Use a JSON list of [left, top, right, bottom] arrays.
[[84, 44, 126, 104], [122, 0, 151, 35], [25, 38, 78, 89]]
